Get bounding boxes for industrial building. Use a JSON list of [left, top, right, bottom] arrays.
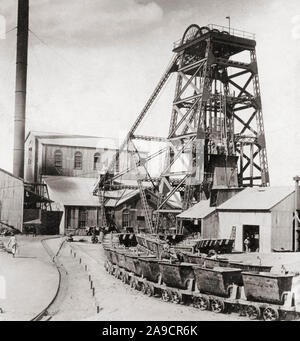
[[23, 131, 149, 234], [24, 131, 121, 182], [178, 186, 299, 253]]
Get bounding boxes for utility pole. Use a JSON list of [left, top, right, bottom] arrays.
[[13, 0, 29, 179]]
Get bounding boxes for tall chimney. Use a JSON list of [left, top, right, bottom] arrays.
[[13, 0, 29, 179]]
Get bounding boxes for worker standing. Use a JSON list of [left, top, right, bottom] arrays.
[[7, 235, 18, 258], [244, 236, 250, 253]]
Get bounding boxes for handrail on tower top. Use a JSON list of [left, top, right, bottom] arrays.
[[173, 24, 255, 49]]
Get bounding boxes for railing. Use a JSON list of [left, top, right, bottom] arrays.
[[207, 24, 255, 40], [173, 24, 255, 49]]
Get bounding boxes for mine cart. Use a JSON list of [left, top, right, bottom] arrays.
[[104, 248, 120, 275], [180, 252, 205, 265], [242, 272, 293, 305], [115, 250, 127, 269], [195, 239, 234, 254], [103, 247, 114, 264], [239, 272, 296, 321], [109, 249, 119, 265], [117, 251, 140, 284], [191, 266, 243, 313], [158, 261, 195, 290], [142, 261, 195, 304], [193, 266, 242, 297], [123, 252, 151, 276], [123, 252, 138, 273], [139, 257, 161, 283], [203, 257, 229, 269]]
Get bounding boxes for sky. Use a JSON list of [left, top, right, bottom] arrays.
[[0, 0, 299, 185]]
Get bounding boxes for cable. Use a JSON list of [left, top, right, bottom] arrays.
[[29, 28, 75, 69], [5, 26, 17, 34]]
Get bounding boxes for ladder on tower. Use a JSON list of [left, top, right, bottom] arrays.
[[132, 152, 154, 234], [182, 174, 193, 210]]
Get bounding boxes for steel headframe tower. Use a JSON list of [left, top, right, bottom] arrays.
[[95, 23, 270, 233], [158, 24, 269, 213]]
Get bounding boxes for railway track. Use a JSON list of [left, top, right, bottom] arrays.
[[31, 237, 68, 321]]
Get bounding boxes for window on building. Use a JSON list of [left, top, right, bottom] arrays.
[[122, 209, 130, 228], [74, 151, 82, 170], [79, 208, 88, 228], [54, 150, 63, 170], [94, 153, 101, 170]]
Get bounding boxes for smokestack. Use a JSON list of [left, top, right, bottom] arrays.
[[13, 0, 29, 179]]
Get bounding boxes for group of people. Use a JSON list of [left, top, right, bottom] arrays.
[[159, 242, 218, 262]]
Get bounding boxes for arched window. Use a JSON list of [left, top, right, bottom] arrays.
[[93, 153, 101, 170], [54, 150, 62, 169], [122, 209, 130, 228], [74, 151, 82, 169]]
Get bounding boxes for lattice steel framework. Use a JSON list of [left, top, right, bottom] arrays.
[[95, 24, 270, 233]]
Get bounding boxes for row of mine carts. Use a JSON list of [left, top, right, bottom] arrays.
[[135, 234, 235, 255], [103, 246, 300, 321]]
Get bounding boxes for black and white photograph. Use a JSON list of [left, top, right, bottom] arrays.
[[0, 0, 300, 326]]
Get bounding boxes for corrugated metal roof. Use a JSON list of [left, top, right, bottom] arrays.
[[217, 186, 294, 211], [177, 200, 215, 219], [104, 190, 139, 207], [43, 176, 100, 206]]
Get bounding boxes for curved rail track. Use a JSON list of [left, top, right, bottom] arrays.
[[31, 237, 67, 321]]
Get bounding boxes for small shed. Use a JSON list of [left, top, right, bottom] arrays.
[[177, 200, 218, 238], [217, 186, 295, 253]]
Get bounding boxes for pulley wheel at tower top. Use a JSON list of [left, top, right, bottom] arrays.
[[181, 24, 202, 45]]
